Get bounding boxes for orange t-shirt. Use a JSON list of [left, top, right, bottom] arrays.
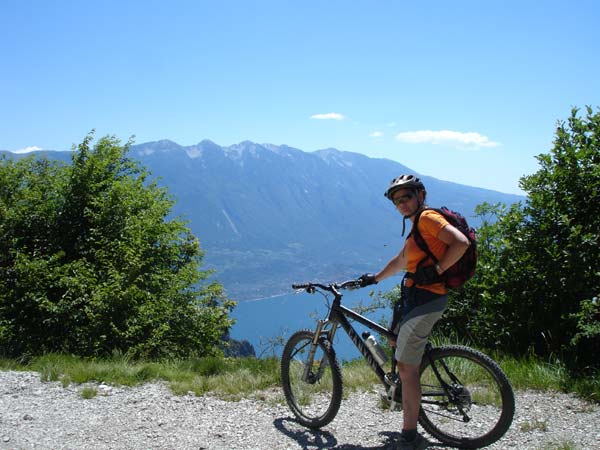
[[403, 210, 449, 295]]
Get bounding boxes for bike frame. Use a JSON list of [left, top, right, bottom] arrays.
[[313, 290, 396, 387], [307, 285, 452, 409]]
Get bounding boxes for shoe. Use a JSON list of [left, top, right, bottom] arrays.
[[396, 432, 430, 450]]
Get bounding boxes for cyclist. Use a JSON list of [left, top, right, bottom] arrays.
[[358, 174, 470, 450]]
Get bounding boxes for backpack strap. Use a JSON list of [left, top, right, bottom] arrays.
[[409, 208, 439, 266]]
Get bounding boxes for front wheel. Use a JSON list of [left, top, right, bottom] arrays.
[[418, 345, 515, 449], [281, 330, 342, 429]]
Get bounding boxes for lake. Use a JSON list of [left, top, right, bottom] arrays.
[[229, 277, 401, 361]]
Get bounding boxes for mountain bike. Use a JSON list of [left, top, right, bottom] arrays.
[[280, 280, 515, 449]]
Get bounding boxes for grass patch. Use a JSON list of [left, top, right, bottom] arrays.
[[562, 373, 600, 403], [80, 386, 98, 399], [341, 359, 380, 393], [169, 365, 280, 400], [496, 354, 566, 392], [496, 353, 600, 402], [495, 354, 566, 392], [0, 358, 23, 371], [4, 353, 280, 399], [1, 349, 598, 403], [520, 419, 548, 432]]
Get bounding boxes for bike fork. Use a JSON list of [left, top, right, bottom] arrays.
[[302, 319, 336, 383]]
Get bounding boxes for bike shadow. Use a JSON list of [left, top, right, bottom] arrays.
[[273, 417, 451, 449]]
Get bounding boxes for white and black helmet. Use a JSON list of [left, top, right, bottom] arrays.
[[384, 174, 425, 200]]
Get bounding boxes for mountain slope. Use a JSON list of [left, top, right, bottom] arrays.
[[128, 141, 522, 299], [1, 141, 523, 299]]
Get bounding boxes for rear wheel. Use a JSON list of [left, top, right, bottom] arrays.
[[419, 345, 515, 449], [281, 330, 342, 429]]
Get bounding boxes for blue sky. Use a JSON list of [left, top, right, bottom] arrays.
[[2, 1, 599, 194]]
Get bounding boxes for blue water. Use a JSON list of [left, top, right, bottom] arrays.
[[229, 277, 400, 361]]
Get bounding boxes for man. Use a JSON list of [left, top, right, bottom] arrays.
[[359, 174, 470, 450]]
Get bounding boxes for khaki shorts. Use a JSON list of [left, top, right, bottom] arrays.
[[394, 296, 447, 366]]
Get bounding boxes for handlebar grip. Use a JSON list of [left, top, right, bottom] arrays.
[[339, 279, 362, 290], [292, 283, 311, 290]]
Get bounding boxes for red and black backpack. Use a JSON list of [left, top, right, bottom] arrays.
[[411, 207, 478, 289]]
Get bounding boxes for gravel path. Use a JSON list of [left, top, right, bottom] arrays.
[[1, 371, 599, 450]]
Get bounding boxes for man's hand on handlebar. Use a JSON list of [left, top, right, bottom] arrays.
[[357, 273, 378, 288]]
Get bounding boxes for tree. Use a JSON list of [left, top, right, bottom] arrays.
[[441, 107, 600, 371], [0, 134, 235, 358]]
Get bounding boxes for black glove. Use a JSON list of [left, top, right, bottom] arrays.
[[358, 273, 378, 288], [412, 265, 443, 285]]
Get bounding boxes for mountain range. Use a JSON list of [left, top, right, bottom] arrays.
[[1, 140, 524, 300]]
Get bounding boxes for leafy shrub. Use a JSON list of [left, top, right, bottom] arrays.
[[0, 133, 234, 358], [441, 107, 600, 372]]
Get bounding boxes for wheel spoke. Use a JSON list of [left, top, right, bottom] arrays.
[[419, 345, 515, 448], [281, 330, 343, 429]]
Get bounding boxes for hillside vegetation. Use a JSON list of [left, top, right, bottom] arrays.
[[439, 107, 600, 376], [0, 133, 234, 359]]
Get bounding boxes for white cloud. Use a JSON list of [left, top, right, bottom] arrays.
[[13, 146, 42, 154], [395, 130, 500, 148], [310, 112, 346, 120], [369, 131, 384, 138]]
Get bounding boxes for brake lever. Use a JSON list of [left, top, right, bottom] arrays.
[[292, 284, 316, 294]]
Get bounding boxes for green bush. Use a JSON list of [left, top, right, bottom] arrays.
[[0, 133, 234, 359], [440, 107, 600, 372]]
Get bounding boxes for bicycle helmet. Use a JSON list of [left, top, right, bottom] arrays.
[[384, 174, 425, 200]]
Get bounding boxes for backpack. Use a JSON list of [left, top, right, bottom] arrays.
[[411, 207, 477, 289]]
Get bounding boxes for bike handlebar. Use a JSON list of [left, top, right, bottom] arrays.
[[292, 279, 362, 294]]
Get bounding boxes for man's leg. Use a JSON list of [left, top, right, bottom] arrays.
[[397, 361, 421, 430], [394, 297, 446, 448]]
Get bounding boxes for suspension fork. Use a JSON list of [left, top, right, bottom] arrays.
[[302, 319, 338, 383]]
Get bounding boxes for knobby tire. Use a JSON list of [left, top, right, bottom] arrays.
[[281, 330, 343, 429], [418, 345, 515, 449]]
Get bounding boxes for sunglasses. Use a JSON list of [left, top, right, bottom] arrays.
[[392, 192, 415, 205]]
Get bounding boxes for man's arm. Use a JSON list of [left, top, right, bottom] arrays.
[[434, 224, 470, 274], [375, 246, 408, 282]]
